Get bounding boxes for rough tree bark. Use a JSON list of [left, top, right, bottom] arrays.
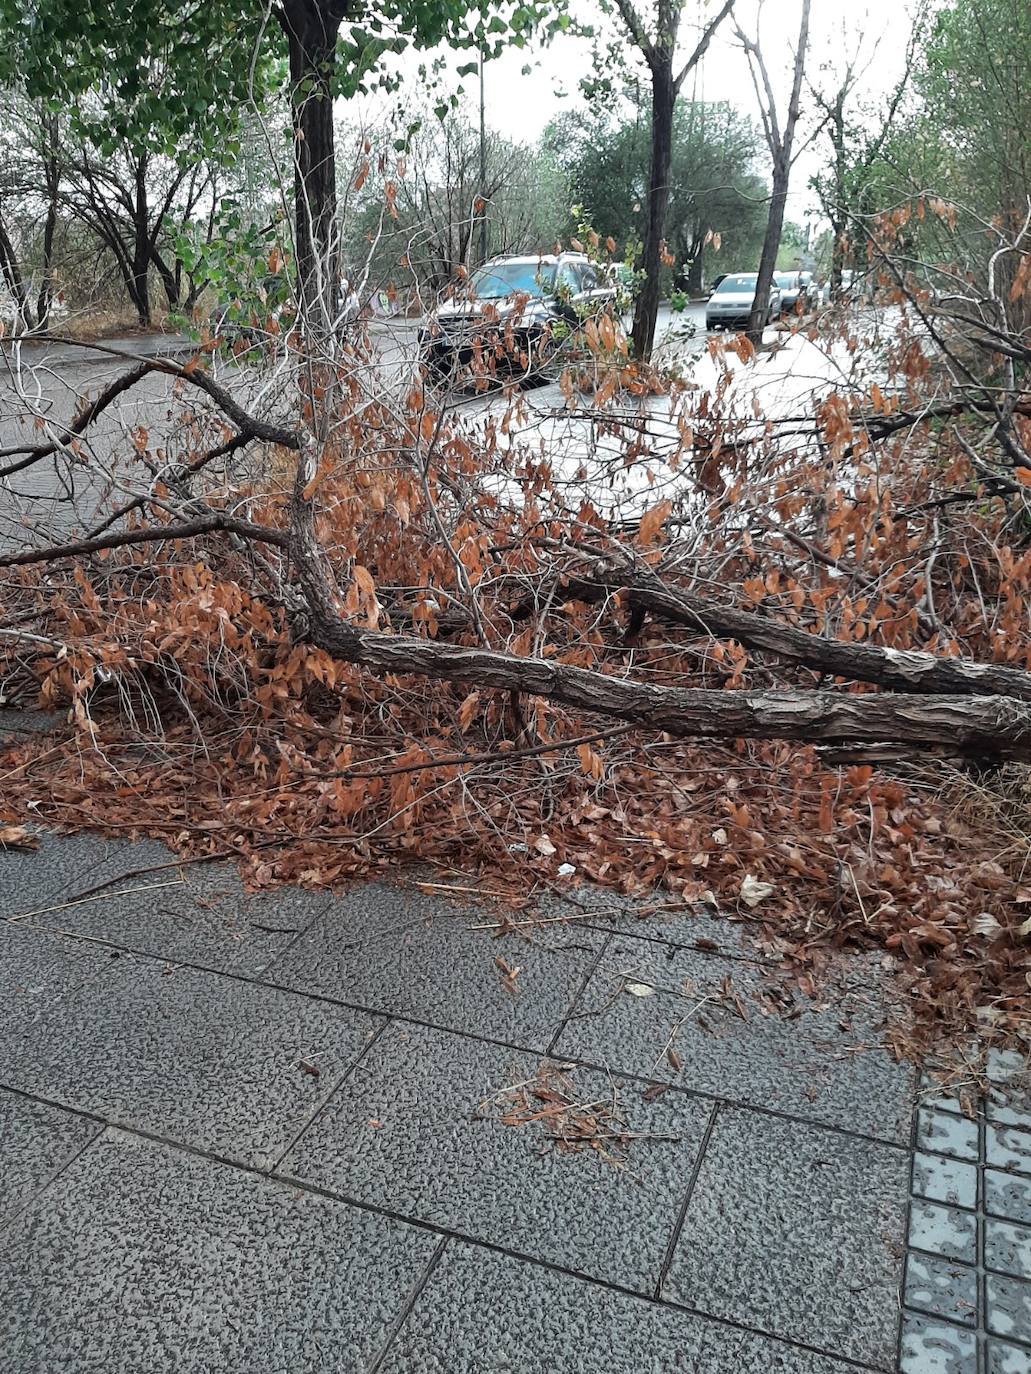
[[552, 567, 1031, 703], [36, 111, 59, 330], [278, 0, 354, 329], [0, 209, 34, 332], [280, 431, 1031, 760]]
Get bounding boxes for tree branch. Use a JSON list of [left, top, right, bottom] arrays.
[[0, 516, 287, 568]]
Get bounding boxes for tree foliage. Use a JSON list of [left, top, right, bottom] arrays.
[[550, 97, 768, 290]]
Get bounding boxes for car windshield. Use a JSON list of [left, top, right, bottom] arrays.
[[774, 273, 798, 287], [468, 261, 556, 299], [715, 275, 758, 293]]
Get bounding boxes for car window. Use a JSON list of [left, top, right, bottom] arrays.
[[556, 262, 583, 292], [580, 265, 600, 291], [774, 273, 797, 287], [468, 261, 556, 299], [715, 275, 758, 293]]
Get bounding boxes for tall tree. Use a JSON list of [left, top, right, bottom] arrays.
[[601, 0, 736, 359], [0, 0, 561, 336], [736, 0, 811, 343], [810, 7, 925, 300], [551, 97, 767, 289]]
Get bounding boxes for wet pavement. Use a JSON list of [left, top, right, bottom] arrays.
[[1, 708, 1028, 1371]]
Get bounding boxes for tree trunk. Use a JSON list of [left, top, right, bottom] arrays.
[[631, 58, 674, 361], [36, 113, 60, 331], [551, 569, 1031, 703], [150, 248, 181, 310], [280, 0, 346, 331], [746, 162, 788, 342], [686, 250, 704, 295], [745, 0, 811, 345], [131, 156, 151, 327], [286, 443, 1031, 762], [829, 97, 847, 300], [301, 611, 1031, 762], [0, 210, 35, 333]]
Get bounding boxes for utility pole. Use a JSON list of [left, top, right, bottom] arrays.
[[478, 46, 488, 265]]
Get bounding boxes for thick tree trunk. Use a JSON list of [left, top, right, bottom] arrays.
[[746, 166, 787, 342], [280, 0, 346, 332], [287, 445, 1031, 760], [131, 157, 151, 327], [301, 613, 1031, 761], [631, 59, 674, 361]]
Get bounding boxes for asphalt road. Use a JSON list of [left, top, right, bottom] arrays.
[[0, 301, 714, 548]]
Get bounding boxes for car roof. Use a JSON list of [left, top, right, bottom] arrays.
[[479, 253, 587, 267]]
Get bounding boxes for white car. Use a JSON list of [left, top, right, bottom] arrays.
[[705, 273, 782, 331]]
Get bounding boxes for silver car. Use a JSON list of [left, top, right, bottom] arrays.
[[774, 270, 818, 314], [705, 273, 782, 331]]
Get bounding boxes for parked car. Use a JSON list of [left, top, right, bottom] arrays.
[[705, 273, 782, 331], [420, 252, 615, 378], [774, 271, 818, 314]]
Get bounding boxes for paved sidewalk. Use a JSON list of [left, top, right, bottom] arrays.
[[1, 723, 1029, 1371]]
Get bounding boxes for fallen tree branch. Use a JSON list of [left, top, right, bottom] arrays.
[[285, 421, 1031, 760], [302, 616, 1031, 760], [0, 515, 288, 567], [554, 566, 1031, 704], [0, 358, 300, 478]]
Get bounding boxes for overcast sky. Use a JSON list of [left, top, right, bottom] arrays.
[[481, 0, 918, 220], [351, 0, 921, 225]]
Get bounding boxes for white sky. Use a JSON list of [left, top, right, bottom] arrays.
[[349, 0, 921, 224], [478, 0, 919, 219]]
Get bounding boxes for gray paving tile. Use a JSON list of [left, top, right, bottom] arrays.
[[662, 1106, 908, 1368], [909, 1200, 978, 1264], [987, 1169, 1031, 1225], [31, 858, 330, 976], [987, 1219, 1031, 1280], [904, 1253, 977, 1326], [378, 1239, 861, 1373], [538, 887, 756, 956], [264, 882, 604, 1049], [988, 1123, 1031, 1176], [987, 1050, 1031, 1129], [913, 1151, 978, 1209], [988, 1339, 1031, 1372], [0, 932, 381, 1168], [987, 1273, 1031, 1341], [1, 921, 115, 1042], [0, 1089, 100, 1226], [0, 1129, 438, 1372], [0, 831, 162, 919], [900, 1314, 977, 1373], [282, 1020, 710, 1293], [554, 935, 916, 1141], [916, 1107, 979, 1161], [919, 1072, 973, 1117]]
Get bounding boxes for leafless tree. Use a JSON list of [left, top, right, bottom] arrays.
[[735, 0, 811, 343]]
